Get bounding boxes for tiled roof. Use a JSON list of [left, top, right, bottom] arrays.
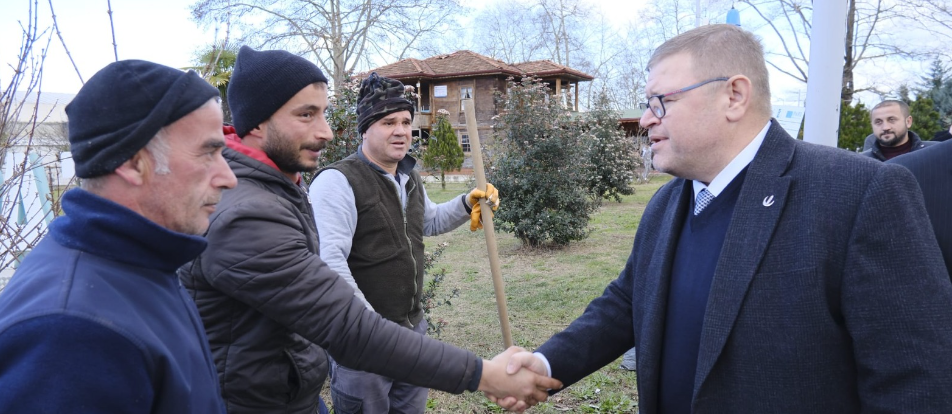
[[513, 60, 594, 81], [367, 50, 593, 81]]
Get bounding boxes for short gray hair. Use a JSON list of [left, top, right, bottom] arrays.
[[648, 24, 772, 118], [144, 128, 171, 175], [79, 128, 170, 191]]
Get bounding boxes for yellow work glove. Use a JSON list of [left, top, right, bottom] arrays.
[[468, 183, 500, 231]]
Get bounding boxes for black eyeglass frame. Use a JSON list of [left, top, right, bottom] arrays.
[[639, 77, 730, 119]]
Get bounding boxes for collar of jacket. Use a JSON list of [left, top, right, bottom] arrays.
[[222, 145, 310, 208], [355, 144, 417, 177], [868, 130, 925, 158], [49, 188, 207, 272], [223, 125, 301, 185]]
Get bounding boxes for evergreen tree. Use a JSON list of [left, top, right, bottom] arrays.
[[917, 58, 952, 124], [838, 101, 870, 151], [421, 110, 464, 190], [579, 92, 637, 204], [909, 96, 944, 141], [487, 77, 594, 247], [898, 84, 913, 103]]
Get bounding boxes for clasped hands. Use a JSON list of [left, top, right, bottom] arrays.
[[468, 183, 500, 231], [479, 346, 561, 412]]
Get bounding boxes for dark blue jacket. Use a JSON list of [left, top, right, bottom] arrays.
[[889, 140, 952, 275], [0, 189, 226, 414], [538, 121, 952, 413]]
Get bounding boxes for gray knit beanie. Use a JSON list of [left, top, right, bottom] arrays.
[[65, 60, 219, 178], [356, 73, 415, 135], [228, 46, 328, 137]]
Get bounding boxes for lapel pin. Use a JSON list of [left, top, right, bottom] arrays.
[[763, 195, 775, 207]]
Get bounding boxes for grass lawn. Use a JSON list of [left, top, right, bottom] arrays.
[[413, 175, 672, 413]]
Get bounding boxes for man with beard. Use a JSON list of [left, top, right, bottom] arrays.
[[308, 73, 499, 414], [179, 46, 560, 414], [861, 100, 936, 160]]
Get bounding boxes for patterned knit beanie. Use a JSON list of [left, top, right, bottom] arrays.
[[65, 60, 219, 178], [356, 72, 415, 135], [228, 46, 329, 137]]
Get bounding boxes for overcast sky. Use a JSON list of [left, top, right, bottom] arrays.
[[0, 0, 915, 106]]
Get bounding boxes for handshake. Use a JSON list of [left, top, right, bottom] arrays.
[[478, 347, 562, 412]]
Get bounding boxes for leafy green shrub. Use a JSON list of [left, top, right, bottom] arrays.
[[578, 92, 637, 204], [320, 76, 362, 169], [488, 77, 595, 247]]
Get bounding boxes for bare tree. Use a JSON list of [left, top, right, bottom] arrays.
[[905, 0, 952, 61], [739, 0, 920, 102], [192, 0, 463, 87], [2, 0, 77, 283], [536, 0, 589, 66], [472, 1, 545, 63]]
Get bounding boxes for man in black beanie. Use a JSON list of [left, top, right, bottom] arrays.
[[0, 60, 237, 413], [181, 46, 558, 414], [309, 72, 499, 414]]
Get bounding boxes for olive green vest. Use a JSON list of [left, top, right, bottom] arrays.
[[321, 155, 426, 328]]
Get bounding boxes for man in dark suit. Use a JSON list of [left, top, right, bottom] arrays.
[[889, 140, 952, 274], [495, 24, 952, 413]]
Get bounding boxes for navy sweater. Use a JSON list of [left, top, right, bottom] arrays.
[[0, 189, 226, 413], [658, 168, 747, 414]]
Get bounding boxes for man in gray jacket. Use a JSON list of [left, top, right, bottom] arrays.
[[309, 73, 498, 414], [180, 46, 557, 414]]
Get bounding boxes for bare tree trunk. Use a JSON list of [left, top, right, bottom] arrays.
[[842, 0, 856, 103]]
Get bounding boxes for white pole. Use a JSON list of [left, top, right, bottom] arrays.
[[696, 0, 702, 27], [803, 0, 849, 147]]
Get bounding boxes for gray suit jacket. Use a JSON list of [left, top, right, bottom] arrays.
[[538, 121, 952, 413]]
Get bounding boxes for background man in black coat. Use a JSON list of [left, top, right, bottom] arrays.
[[889, 140, 952, 274]]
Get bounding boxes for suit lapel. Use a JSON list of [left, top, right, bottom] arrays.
[[638, 179, 691, 413], [693, 121, 795, 396]]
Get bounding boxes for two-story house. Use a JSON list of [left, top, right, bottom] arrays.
[[366, 50, 593, 166]]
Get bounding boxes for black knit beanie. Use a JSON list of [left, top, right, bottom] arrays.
[[228, 46, 329, 137], [356, 72, 415, 135], [65, 60, 219, 178]]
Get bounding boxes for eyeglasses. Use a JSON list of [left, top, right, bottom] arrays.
[[639, 77, 730, 119]]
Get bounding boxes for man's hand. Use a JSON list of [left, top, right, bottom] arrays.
[[468, 183, 500, 231], [490, 350, 556, 411], [479, 347, 562, 412]]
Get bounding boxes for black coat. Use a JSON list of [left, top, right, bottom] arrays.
[[889, 139, 952, 275], [180, 146, 479, 414]]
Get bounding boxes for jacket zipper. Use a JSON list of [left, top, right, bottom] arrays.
[[394, 176, 418, 327], [405, 179, 418, 326]]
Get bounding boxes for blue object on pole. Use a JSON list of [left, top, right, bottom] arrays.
[[17, 193, 27, 225], [27, 152, 54, 225], [727, 6, 741, 26]]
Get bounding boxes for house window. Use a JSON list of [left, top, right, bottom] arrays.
[[460, 86, 473, 111], [419, 83, 431, 113], [460, 132, 471, 153]]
